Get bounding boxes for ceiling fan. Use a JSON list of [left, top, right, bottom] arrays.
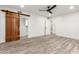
[[39, 5, 57, 14]]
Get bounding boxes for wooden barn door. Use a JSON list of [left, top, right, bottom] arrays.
[[6, 12, 20, 42]]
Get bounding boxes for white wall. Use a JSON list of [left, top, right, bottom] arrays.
[[28, 14, 50, 38], [20, 14, 50, 38], [0, 11, 5, 43], [53, 12, 79, 39]]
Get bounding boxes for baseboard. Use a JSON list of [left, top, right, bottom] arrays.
[[20, 35, 28, 40], [28, 35, 48, 39], [28, 34, 56, 40], [55, 34, 79, 40], [20, 34, 78, 41]]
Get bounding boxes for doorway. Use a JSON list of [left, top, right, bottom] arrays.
[[20, 16, 29, 40]]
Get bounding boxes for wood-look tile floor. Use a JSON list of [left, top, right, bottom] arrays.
[[0, 35, 79, 54]]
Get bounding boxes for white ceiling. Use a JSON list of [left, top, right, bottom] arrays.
[[1, 5, 79, 17]]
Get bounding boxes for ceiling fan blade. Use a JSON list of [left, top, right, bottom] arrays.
[[39, 10, 47, 11], [48, 5, 56, 11], [49, 11, 53, 14]]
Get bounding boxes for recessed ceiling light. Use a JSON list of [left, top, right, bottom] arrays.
[[20, 5, 24, 8], [69, 6, 75, 10]]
